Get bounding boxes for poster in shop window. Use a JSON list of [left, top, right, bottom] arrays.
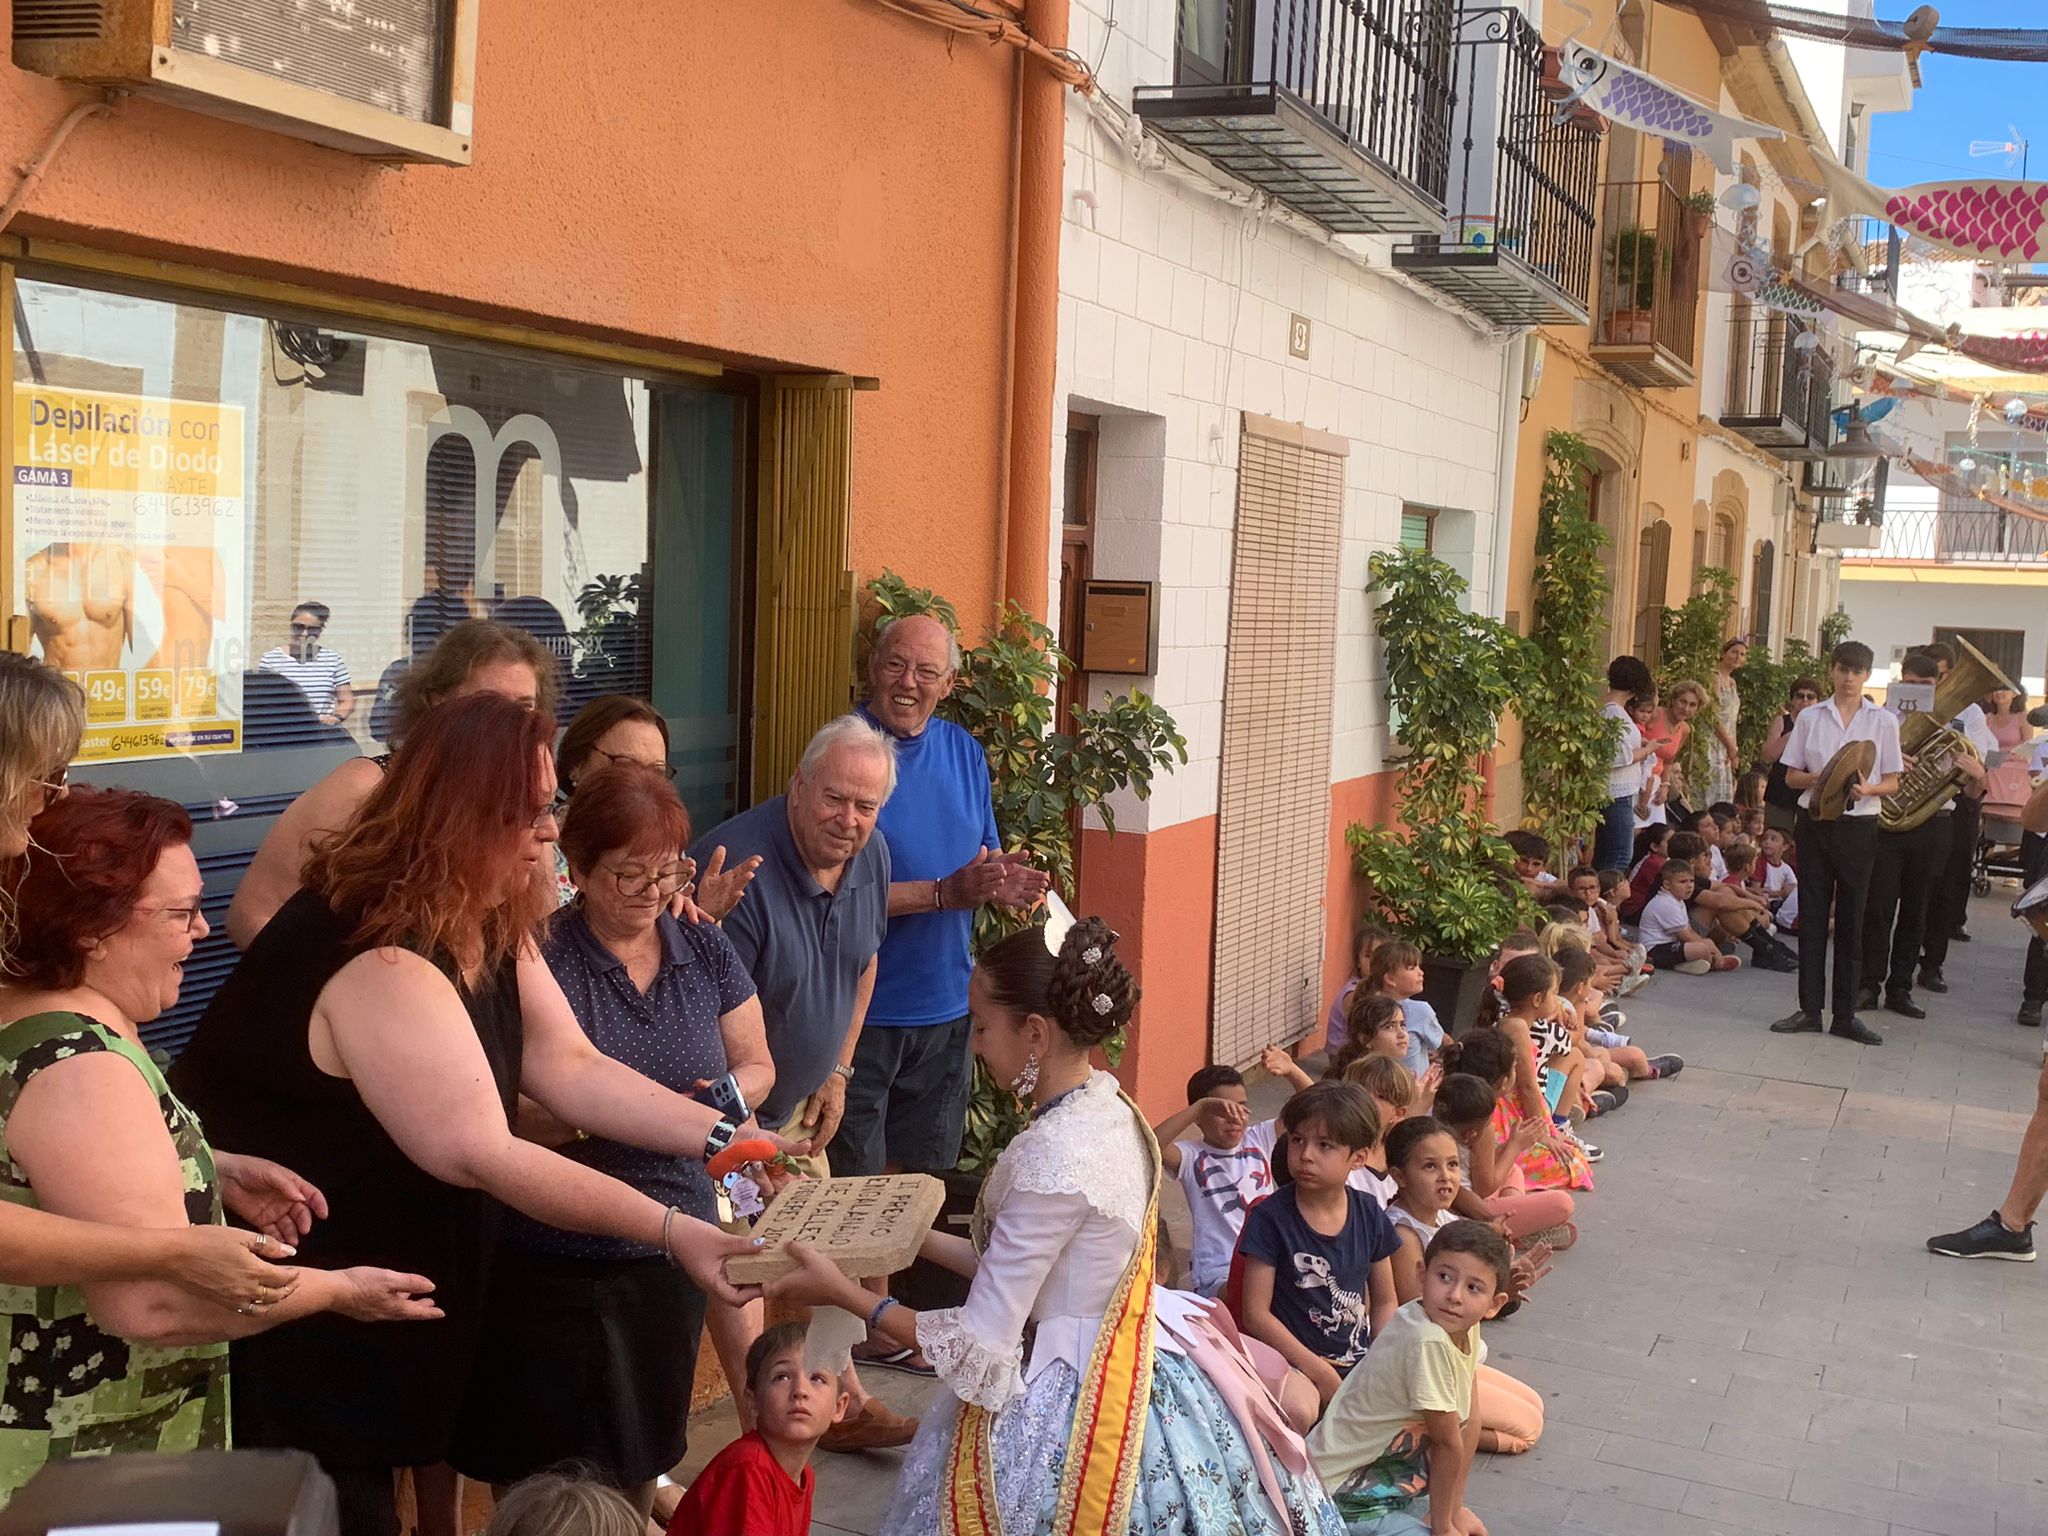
[[10, 385, 247, 762]]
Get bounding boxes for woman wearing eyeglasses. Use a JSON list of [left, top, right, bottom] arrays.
[[1762, 676, 1823, 835], [0, 784, 441, 1502], [551, 694, 758, 918], [0, 653, 343, 1323], [448, 762, 773, 1518], [170, 694, 773, 1536]]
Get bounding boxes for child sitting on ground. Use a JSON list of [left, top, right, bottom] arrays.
[[1235, 1082, 1400, 1408], [1505, 829, 1558, 897], [1327, 919, 1390, 1055], [1620, 825, 1678, 923], [667, 1322, 844, 1536], [1330, 993, 1414, 1079], [1335, 1052, 1420, 1206], [1477, 960, 1598, 1187], [1368, 940, 1445, 1080], [1554, 945, 1680, 1087], [1751, 826, 1795, 912], [1382, 1119, 1546, 1457], [1640, 859, 1741, 975], [1721, 840, 1759, 893], [1681, 836, 1799, 971], [1431, 1050, 1576, 1249], [487, 1476, 641, 1536], [1154, 1065, 1275, 1298], [1566, 864, 1646, 986], [1308, 1221, 1513, 1536]]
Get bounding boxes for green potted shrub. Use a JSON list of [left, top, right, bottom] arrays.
[[1346, 548, 1539, 1031], [1605, 224, 1662, 344], [1682, 189, 1717, 244]]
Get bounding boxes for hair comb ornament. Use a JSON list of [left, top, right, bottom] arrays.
[[1080, 946, 1103, 966], [1091, 993, 1114, 1015]]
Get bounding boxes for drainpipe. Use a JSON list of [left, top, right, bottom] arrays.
[[1000, 0, 1067, 623], [1490, 331, 1527, 623]]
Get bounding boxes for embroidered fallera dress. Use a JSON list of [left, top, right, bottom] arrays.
[[888, 1070, 1343, 1535], [0, 1014, 230, 1499]]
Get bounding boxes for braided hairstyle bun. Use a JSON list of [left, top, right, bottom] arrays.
[[1048, 916, 1139, 1048], [977, 913, 1140, 1051]]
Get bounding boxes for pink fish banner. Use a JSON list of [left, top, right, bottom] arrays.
[[1816, 154, 2048, 264]]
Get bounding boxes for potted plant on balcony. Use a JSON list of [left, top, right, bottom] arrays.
[[1345, 547, 1539, 1032], [1604, 224, 1662, 345], [1682, 190, 1717, 244]]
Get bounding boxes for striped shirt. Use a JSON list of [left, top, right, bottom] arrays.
[[258, 646, 351, 715]]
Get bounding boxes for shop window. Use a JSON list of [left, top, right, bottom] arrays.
[[7, 276, 742, 1053]]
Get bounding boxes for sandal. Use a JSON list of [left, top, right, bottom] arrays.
[[851, 1342, 937, 1377], [1517, 1222, 1578, 1253]]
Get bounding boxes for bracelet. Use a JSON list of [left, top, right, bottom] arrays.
[[661, 1205, 681, 1268], [867, 1295, 900, 1331], [831, 1063, 855, 1082], [931, 878, 945, 912]]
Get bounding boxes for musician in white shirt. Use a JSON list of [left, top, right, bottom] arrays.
[[1770, 642, 1903, 1045], [1922, 640, 2003, 969]]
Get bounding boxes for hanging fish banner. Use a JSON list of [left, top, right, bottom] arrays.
[[1555, 43, 1785, 172], [1814, 154, 2048, 264], [1955, 331, 2048, 373]]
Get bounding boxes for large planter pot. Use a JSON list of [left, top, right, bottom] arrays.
[[1608, 308, 1653, 345], [1419, 954, 1495, 1035], [888, 1169, 982, 1312]]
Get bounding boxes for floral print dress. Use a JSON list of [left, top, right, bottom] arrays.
[[0, 1013, 230, 1499]]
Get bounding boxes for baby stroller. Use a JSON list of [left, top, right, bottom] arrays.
[[1974, 758, 2035, 895]]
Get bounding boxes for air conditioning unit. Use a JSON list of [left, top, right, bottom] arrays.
[[11, 0, 475, 165]]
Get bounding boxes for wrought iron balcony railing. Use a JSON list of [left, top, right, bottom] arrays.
[[1387, 8, 1601, 326], [1136, 0, 1459, 235], [1721, 312, 1828, 457], [1589, 178, 1704, 388]]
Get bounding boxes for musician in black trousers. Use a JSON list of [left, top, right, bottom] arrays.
[[1861, 653, 1970, 1020], [1771, 642, 1903, 1045], [1917, 688, 2000, 995]]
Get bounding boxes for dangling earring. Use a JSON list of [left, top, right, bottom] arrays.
[[1010, 1052, 1041, 1098]]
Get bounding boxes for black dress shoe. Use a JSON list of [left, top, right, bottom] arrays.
[[1832, 1016, 1885, 1045], [1918, 968, 1949, 994], [1952, 928, 1972, 943], [1770, 1011, 1823, 1034], [2022, 1000, 2045, 1028], [1884, 992, 1927, 1019], [1857, 984, 1881, 1011]]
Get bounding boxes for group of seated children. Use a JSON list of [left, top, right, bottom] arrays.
[[1620, 817, 1800, 975], [1151, 918, 1687, 1535]]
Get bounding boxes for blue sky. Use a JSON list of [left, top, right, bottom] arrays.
[[1867, 3, 2047, 185]]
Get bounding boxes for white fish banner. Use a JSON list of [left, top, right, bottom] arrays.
[[1557, 43, 1785, 173]]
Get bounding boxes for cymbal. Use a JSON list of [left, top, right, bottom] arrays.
[[1812, 739, 1876, 822]]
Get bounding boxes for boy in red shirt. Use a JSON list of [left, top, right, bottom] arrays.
[[668, 1322, 847, 1536]]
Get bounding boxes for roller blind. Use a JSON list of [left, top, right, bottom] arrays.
[[1211, 415, 1346, 1066], [751, 376, 857, 802]]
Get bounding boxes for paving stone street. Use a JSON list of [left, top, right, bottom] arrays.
[[692, 891, 2048, 1536]]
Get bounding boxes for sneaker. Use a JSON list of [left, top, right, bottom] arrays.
[[1618, 971, 1650, 997], [1918, 967, 1949, 994], [1676, 958, 1711, 975], [1928, 1212, 2036, 1262], [1557, 1122, 1603, 1163], [1518, 1222, 1577, 1252], [2020, 999, 2044, 1028], [1645, 1053, 1685, 1078], [1626, 943, 1648, 972], [1588, 1085, 1628, 1117], [1714, 954, 1743, 973]]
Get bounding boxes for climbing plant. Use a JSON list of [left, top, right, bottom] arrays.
[[1512, 431, 1616, 868], [1346, 546, 1539, 963], [1657, 567, 1737, 790]]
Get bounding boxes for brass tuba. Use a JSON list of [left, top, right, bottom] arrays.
[[1879, 637, 2019, 833]]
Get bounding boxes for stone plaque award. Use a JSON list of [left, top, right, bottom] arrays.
[[726, 1172, 946, 1284]]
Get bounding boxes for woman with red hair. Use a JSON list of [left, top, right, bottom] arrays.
[[0, 786, 440, 1502], [172, 694, 770, 1536], [450, 763, 772, 1518]]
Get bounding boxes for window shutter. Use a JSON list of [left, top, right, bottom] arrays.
[[752, 376, 857, 803], [1211, 416, 1347, 1066], [1398, 508, 1433, 551]]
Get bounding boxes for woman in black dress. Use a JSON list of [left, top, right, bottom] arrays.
[[172, 694, 769, 1536], [451, 762, 774, 1516]]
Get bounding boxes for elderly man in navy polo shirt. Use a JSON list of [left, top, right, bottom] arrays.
[[689, 712, 910, 1450], [831, 614, 1050, 1186]]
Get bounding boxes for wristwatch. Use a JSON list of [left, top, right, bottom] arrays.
[[703, 1119, 737, 1162], [831, 1064, 856, 1083]]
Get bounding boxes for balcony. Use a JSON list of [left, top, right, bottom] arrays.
[[1588, 179, 1704, 388], [1851, 503, 2048, 565], [1388, 8, 1602, 326], [1720, 313, 1829, 457], [1134, 0, 1456, 236]]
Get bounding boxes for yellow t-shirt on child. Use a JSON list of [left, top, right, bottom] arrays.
[[1306, 1299, 1480, 1521]]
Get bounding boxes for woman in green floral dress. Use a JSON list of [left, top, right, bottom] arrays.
[[0, 786, 438, 1504]]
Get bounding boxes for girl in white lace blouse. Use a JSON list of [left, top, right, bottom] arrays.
[[770, 916, 1344, 1535]]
